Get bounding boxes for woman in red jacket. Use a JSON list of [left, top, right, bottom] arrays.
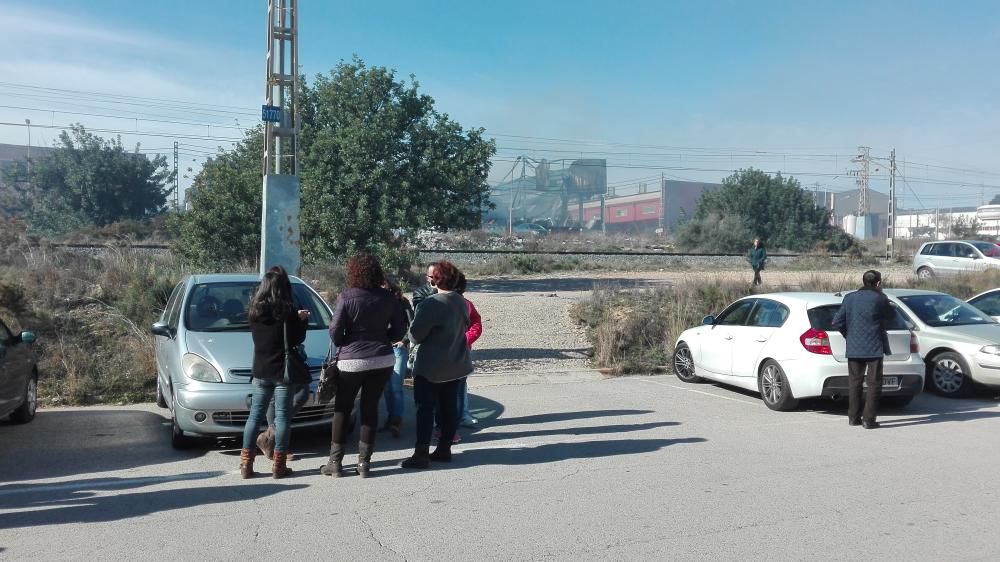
[[456, 273, 482, 430]]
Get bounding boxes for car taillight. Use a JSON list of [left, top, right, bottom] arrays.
[[910, 333, 919, 354], [800, 328, 832, 355]]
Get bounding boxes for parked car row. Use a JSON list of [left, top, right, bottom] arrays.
[[673, 287, 1000, 412]]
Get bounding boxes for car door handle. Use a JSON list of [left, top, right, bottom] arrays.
[[724, 335, 733, 340], [755, 337, 768, 342]]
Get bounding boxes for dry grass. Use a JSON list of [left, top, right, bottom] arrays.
[[0, 217, 357, 406], [0, 222, 181, 404]]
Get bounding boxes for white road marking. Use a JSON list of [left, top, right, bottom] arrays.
[[629, 377, 760, 405]]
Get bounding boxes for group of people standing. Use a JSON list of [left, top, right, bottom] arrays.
[[238, 254, 480, 479]]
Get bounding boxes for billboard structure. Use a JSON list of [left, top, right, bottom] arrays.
[[488, 157, 607, 231]]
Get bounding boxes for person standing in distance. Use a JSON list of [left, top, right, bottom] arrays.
[[831, 270, 895, 429], [748, 238, 767, 286]]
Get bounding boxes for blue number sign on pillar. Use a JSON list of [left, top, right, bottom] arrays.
[[261, 105, 282, 123]]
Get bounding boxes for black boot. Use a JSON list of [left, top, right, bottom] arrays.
[[357, 425, 376, 478], [320, 412, 347, 477], [429, 443, 452, 462], [400, 444, 431, 469], [320, 442, 344, 477]]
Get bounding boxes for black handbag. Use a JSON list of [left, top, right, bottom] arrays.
[[282, 321, 312, 385], [317, 342, 339, 403]]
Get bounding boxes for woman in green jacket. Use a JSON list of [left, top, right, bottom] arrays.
[[748, 238, 767, 286]]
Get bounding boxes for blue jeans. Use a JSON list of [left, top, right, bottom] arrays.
[[267, 384, 310, 428], [242, 379, 292, 452], [383, 345, 407, 420]]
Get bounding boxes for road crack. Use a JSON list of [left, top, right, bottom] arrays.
[[357, 511, 406, 560]]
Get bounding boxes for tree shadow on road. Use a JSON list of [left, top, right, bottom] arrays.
[[471, 347, 591, 362], [488, 409, 655, 426], [468, 277, 661, 294], [0, 471, 224, 511], [368, 436, 706, 474], [799, 392, 1000, 428], [464, 421, 680, 443], [0, 481, 306, 530], [0, 409, 206, 483]]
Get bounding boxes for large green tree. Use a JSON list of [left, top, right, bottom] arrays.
[[3, 125, 172, 236], [173, 58, 496, 270], [170, 129, 264, 267], [299, 58, 495, 265], [681, 168, 836, 252]]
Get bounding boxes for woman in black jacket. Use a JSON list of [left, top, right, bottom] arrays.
[[240, 266, 309, 479], [321, 253, 406, 478]]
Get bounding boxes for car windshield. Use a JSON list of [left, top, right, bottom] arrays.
[[970, 241, 1000, 257], [898, 294, 995, 327], [184, 281, 332, 332]]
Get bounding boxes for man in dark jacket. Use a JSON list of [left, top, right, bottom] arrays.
[[831, 270, 895, 429], [412, 264, 438, 309]]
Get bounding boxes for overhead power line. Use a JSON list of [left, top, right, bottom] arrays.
[[0, 121, 243, 143]]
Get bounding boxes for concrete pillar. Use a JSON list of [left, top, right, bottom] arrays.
[[260, 174, 302, 276]]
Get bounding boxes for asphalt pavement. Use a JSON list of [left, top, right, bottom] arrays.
[[2, 375, 999, 561]]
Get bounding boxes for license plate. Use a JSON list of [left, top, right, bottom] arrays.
[[863, 376, 899, 389]]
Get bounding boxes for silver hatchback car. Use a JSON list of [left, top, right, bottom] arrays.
[[885, 288, 1000, 397], [152, 273, 335, 448], [912, 240, 1000, 279]]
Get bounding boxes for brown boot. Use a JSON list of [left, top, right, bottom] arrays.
[[256, 427, 275, 460], [272, 451, 293, 479], [239, 448, 256, 479]]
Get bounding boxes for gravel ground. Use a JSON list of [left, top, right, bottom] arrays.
[[463, 267, 914, 376]]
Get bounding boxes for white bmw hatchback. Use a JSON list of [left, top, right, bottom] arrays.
[[672, 292, 925, 411]]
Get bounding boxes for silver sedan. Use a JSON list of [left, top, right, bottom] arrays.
[[885, 288, 1000, 397]]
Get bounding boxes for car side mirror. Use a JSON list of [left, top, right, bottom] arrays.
[[20, 331, 36, 344], [151, 321, 173, 338], [702, 315, 715, 326]]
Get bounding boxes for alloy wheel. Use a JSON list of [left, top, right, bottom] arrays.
[[932, 358, 965, 394], [674, 346, 695, 379], [761, 364, 784, 404]]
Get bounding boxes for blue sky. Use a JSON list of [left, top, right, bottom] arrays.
[[3, 0, 1000, 208]]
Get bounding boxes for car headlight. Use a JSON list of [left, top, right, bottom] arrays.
[[182, 353, 223, 382], [979, 345, 1000, 356]]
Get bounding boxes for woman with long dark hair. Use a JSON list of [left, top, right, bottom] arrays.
[[401, 260, 474, 469], [321, 253, 406, 478], [240, 265, 309, 479]]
